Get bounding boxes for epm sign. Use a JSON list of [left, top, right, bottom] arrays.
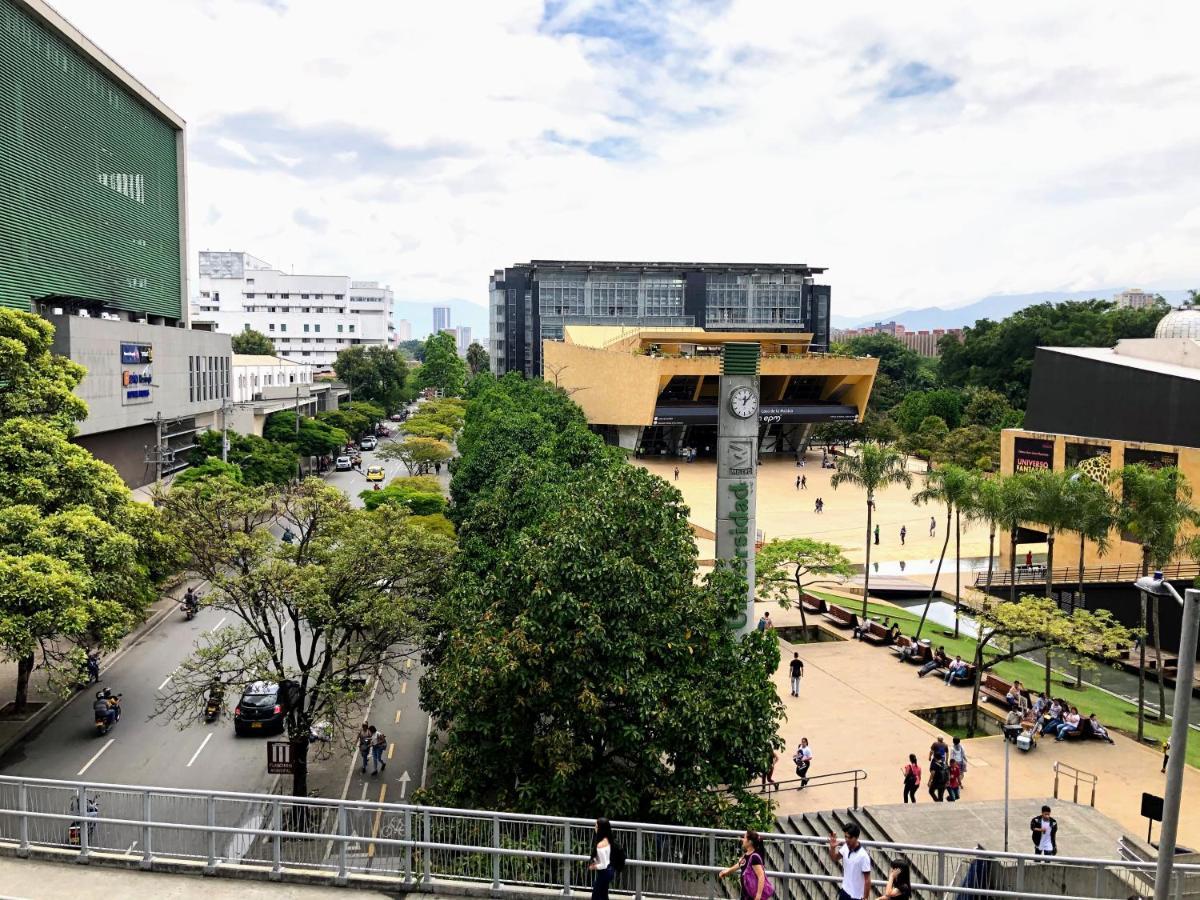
[[120, 342, 153, 405]]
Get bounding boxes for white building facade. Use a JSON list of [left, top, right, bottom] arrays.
[[393, 319, 413, 343], [1114, 288, 1157, 310], [194, 252, 392, 369]]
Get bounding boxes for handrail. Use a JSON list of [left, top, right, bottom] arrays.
[[1053, 760, 1098, 807], [752, 767, 868, 808], [975, 560, 1200, 590]]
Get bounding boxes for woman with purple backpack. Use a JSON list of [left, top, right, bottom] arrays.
[[719, 830, 774, 900]]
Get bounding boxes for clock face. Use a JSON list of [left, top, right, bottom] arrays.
[[729, 386, 759, 419]]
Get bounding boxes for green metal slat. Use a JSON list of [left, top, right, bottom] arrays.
[[0, 0, 181, 319], [721, 342, 761, 375]]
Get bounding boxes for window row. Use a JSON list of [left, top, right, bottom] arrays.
[[188, 354, 229, 404]]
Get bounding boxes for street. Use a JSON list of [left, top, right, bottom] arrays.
[[0, 423, 435, 842]]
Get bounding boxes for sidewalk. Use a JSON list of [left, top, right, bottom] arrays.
[[0, 579, 197, 763]]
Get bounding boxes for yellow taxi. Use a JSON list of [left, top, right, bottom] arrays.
[[365, 466, 386, 483]]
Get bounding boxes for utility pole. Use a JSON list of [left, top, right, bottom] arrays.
[[295, 385, 303, 480], [221, 398, 231, 463]]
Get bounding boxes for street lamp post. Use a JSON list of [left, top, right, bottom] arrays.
[[1133, 572, 1200, 900]]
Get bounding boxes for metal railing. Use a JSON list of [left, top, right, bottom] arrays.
[[0, 774, 1197, 899], [751, 768, 868, 809], [1053, 761, 1099, 807], [976, 560, 1200, 590]]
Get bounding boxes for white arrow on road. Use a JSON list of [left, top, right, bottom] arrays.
[[397, 771, 411, 800]]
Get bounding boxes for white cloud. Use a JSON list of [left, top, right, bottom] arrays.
[[52, 0, 1200, 321]]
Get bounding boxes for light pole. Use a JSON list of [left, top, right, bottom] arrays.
[[1133, 572, 1200, 900]]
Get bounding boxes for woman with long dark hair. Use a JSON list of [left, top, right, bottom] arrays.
[[881, 858, 912, 899], [589, 818, 615, 900], [718, 830, 770, 900]]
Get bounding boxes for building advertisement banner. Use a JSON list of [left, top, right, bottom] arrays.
[[120, 342, 154, 405], [1013, 436, 1054, 472]]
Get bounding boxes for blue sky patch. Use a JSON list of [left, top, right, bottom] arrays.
[[883, 61, 956, 100]]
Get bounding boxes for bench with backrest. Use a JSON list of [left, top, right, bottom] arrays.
[[945, 662, 976, 686], [980, 672, 1012, 706], [801, 592, 826, 616], [823, 604, 856, 629], [862, 621, 894, 645], [892, 636, 933, 664], [1059, 717, 1096, 741]]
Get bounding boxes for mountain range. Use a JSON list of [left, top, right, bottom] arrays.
[[832, 288, 1196, 332]]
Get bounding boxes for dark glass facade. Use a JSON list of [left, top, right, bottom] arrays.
[[490, 260, 832, 376]]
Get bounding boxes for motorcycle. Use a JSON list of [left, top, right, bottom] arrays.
[[94, 691, 121, 736], [181, 602, 196, 621], [204, 686, 223, 723]]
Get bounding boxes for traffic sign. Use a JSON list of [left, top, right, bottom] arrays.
[[267, 740, 293, 774]]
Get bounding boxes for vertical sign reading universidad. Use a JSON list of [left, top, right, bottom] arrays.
[[120, 342, 154, 405], [715, 343, 760, 635]]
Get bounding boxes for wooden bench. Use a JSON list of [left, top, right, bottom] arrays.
[[945, 663, 976, 686], [800, 593, 826, 616], [862, 621, 894, 645], [822, 604, 857, 629], [891, 637, 933, 664], [980, 672, 1012, 706]]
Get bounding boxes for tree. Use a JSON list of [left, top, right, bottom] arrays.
[[465, 341, 490, 377], [379, 436, 453, 475], [402, 419, 455, 442], [396, 339, 426, 362], [912, 465, 975, 639], [962, 388, 1022, 430], [965, 595, 1130, 736], [230, 328, 275, 356], [194, 430, 296, 486], [424, 449, 781, 826], [965, 475, 1007, 602], [935, 425, 1000, 472], [0, 308, 87, 431], [334, 345, 410, 411], [155, 478, 453, 797], [831, 443, 912, 619], [173, 456, 244, 487], [1116, 465, 1200, 739], [360, 480, 447, 515], [755, 539, 852, 631], [316, 400, 384, 442], [901, 415, 950, 464], [263, 411, 348, 458], [1025, 469, 1078, 695], [838, 334, 927, 413], [416, 332, 467, 397], [1064, 473, 1116, 687], [894, 389, 966, 434], [1000, 472, 1037, 605]]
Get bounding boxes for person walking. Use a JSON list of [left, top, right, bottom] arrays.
[[899, 525, 906, 546], [793, 737, 812, 787], [757, 611, 773, 632], [357, 723, 372, 774], [827, 824, 872, 900], [674, 465, 680, 482], [370, 725, 387, 775], [796, 475, 802, 490], [949, 736, 967, 787], [928, 754, 948, 802], [761, 749, 779, 793], [929, 516, 936, 537], [901, 754, 921, 804], [802, 475, 808, 490], [718, 830, 769, 900], [1163, 740, 1170, 773], [946, 759, 962, 802], [85, 651, 100, 684], [788, 652, 804, 697], [873, 524, 880, 546], [589, 818, 617, 900], [1031, 805, 1057, 856], [1025, 550, 1033, 569]]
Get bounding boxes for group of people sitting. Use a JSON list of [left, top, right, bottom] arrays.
[[1000, 683, 1114, 745], [906, 646, 971, 685]]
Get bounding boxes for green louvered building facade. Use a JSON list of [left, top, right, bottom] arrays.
[[0, 0, 186, 322]]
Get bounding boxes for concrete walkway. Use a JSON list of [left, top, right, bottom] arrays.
[[766, 607, 1200, 848]]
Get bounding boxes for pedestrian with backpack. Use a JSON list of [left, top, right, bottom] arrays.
[[901, 754, 920, 804], [928, 755, 948, 802], [793, 737, 812, 787], [589, 818, 624, 900], [370, 726, 387, 775], [718, 830, 773, 900]]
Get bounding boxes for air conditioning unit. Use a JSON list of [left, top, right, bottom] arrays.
[[52, 307, 63, 315], [136, 318, 148, 324], [78, 309, 90, 317]]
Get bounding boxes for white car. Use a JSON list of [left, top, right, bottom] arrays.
[[359, 436, 378, 451], [334, 456, 352, 471]]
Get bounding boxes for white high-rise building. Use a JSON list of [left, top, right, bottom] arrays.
[[433, 305, 451, 333], [394, 319, 412, 342], [194, 252, 392, 368], [457, 326, 472, 354]]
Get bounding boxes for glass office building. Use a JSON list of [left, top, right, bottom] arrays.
[[489, 260, 831, 376]]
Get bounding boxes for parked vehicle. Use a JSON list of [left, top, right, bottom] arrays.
[[359, 436, 377, 451], [335, 456, 352, 471], [233, 681, 286, 736]]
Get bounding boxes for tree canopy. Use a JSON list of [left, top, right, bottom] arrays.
[[194, 429, 296, 486], [264, 410, 347, 457], [0, 308, 88, 431], [465, 341, 490, 377], [333, 345, 412, 411], [415, 331, 467, 397], [230, 328, 276, 356], [378, 436, 452, 475]]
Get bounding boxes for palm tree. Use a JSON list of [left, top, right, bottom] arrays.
[[1001, 473, 1037, 605], [831, 442, 912, 620], [1065, 472, 1116, 688], [1026, 469, 1076, 696], [1117, 464, 1200, 739], [912, 464, 975, 640], [967, 474, 1008, 601]]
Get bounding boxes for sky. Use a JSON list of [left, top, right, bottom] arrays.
[[54, 0, 1200, 326]]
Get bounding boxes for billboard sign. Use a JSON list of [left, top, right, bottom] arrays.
[[1014, 437, 1054, 473], [120, 342, 153, 405]]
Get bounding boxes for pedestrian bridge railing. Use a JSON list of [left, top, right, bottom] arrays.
[[1053, 761, 1099, 807], [0, 774, 1196, 900], [749, 768, 868, 809]]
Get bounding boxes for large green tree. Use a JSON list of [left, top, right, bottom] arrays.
[[378, 436, 452, 475], [334, 345, 411, 410], [194, 429, 296, 486], [156, 478, 453, 797], [230, 329, 275, 356], [836, 333, 928, 413], [465, 341, 490, 377], [756, 539, 853, 630], [0, 308, 87, 430], [263, 410, 347, 458], [830, 442, 912, 619], [415, 331, 466, 397]]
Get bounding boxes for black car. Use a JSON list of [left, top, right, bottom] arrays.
[[233, 681, 285, 736]]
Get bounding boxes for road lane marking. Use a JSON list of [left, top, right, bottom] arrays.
[[209, 616, 227, 633], [157, 666, 178, 691], [367, 783, 387, 858], [394, 709, 401, 724], [388, 742, 395, 760], [400, 681, 407, 695], [78, 738, 115, 776], [186, 732, 213, 767], [360, 784, 368, 801]]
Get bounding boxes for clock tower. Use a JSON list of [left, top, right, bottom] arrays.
[[716, 342, 760, 634]]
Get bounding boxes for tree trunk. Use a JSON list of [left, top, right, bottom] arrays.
[[1153, 592, 1167, 722], [915, 504, 953, 640], [795, 575, 808, 632], [1075, 534, 1086, 689], [14, 654, 35, 711], [862, 495, 873, 621], [1009, 525, 1018, 606], [968, 638, 986, 737], [1138, 547, 1149, 742], [986, 524, 996, 601], [1044, 530, 1055, 696], [953, 507, 962, 638]]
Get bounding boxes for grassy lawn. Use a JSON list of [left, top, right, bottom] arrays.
[[806, 589, 1188, 766]]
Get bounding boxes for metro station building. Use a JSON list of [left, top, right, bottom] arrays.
[[543, 325, 878, 456]]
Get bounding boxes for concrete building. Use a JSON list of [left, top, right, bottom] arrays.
[[491, 260, 833, 377], [457, 326, 472, 354], [228, 354, 343, 437], [393, 319, 412, 343], [193, 252, 392, 369], [433, 305, 451, 334], [831, 321, 964, 357], [543, 325, 877, 456], [1113, 288, 1158, 309]]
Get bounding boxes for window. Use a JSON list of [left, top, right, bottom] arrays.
[[280, 324, 287, 332], [268, 323, 275, 331], [301, 294, 310, 299], [281, 293, 290, 299], [314, 294, 324, 299], [539, 276, 586, 317], [349, 324, 355, 333], [246, 278, 255, 285], [268, 306, 277, 313], [303, 324, 310, 333], [266, 293, 275, 299], [302, 351, 311, 357], [334, 294, 344, 300], [643, 277, 684, 317], [213, 292, 220, 302], [200, 291, 210, 299], [706, 274, 749, 324], [188, 355, 195, 402], [302, 307, 311, 313], [337, 324, 344, 333], [589, 276, 638, 317], [245, 292, 256, 299], [314, 324, 320, 333]]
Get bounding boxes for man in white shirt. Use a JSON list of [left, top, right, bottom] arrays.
[[827, 823, 872, 899], [1030, 805, 1057, 856]]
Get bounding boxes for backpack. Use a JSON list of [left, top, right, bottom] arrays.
[[610, 842, 626, 874]]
